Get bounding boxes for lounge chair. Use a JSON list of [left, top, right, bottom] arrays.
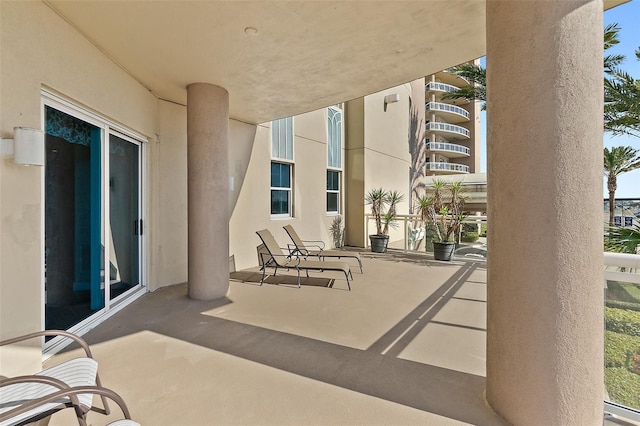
[[283, 224, 363, 272], [256, 229, 352, 290], [0, 330, 114, 426], [0, 383, 139, 426]]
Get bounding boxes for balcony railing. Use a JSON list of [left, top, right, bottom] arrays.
[[426, 162, 470, 173], [426, 122, 470, 138], [425, 82, 458, 93], [426, 142, 470, 156], [426, 102, 470, 120]]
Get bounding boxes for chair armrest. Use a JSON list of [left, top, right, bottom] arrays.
[[286, 244, 302, 256], [0, 330, 94, 360], [0, 384, 133, 425], [260, 252, 300, 267], [301, 240, 325, 250], [0, 375, 82, 423], [0, 331, 110, 415]]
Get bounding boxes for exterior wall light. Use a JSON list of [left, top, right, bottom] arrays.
[[383, 93, 400, 112], [0, 127, 45, 166]]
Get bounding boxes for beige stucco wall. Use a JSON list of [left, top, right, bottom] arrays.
[[344, 98, 366, 247], [1, 1, 441, 370], [147, 101, 188, 292], [229, 109, 344, 271], [0, 1, 157, 366], [344, 85, 413, 247]]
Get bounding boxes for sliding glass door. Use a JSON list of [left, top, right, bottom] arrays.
[[44, 101, 143, 331], [108, 134, 141, 302]]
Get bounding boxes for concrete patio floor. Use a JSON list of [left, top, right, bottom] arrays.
[[48, 251, 508, 425]]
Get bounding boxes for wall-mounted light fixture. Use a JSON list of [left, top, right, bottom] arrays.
[[383, 93, 400, 112], [0, 127, 45, 166]]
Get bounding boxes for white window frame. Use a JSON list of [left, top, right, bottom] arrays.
[[327, 106, 343, 214], [326, 169, 341, 215], [271, 117, 295, 218]]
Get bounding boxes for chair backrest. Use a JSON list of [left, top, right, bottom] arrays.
[[256, 230, 287, 266], [283, 225, 308, 254]]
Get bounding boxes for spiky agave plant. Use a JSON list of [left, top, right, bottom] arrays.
[[365, 188, 404, 236], [365, 187, 388, 235], [416, 180, 467, 243]]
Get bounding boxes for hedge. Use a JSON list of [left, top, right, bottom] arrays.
[[605, 307, 640, 337], [461, 232, 479, 243]]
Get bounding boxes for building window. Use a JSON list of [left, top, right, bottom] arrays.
[[272, 117, 294, 161], [327, 107, 342, 169], [271, 117, 294, 216], [271, 162, 292, 215], [327, 170, 340, 213], [327, 106, 342, 213]]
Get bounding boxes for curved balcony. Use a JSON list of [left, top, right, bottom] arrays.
[[426, 122, 470, 139], [436, 69, 471, 87], [425, 82, 458, 94], [426, 101, 470, 123], [426, 162, 470, 174], [426, 142, 470, 158]]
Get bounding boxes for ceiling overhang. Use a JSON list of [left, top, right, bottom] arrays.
[[44, 0, 627, 124]]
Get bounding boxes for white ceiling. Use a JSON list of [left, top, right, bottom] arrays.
[[44, 1, 626, 124]]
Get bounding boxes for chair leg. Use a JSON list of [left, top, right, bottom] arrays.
[[296, 268, 301, 288], [357, 259, 363, 273], [345, 272, 351, 291], [260, 266, 266, 285]]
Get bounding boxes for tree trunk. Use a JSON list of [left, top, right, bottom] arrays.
[[608, 175, 617, 226]]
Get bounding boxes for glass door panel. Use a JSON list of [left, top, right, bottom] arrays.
[[108, 134, 140, 300], [45, 106, 104, 330]]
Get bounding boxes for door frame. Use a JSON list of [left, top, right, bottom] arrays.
[[41, 89, 148, 356]]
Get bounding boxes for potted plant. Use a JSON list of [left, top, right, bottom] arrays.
[[365, 188, 404, 253], [416, 180, 466, 261]]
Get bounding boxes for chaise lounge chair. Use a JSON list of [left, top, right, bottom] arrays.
[[256, 229, 352, 290], [283, 224, 363, 273], [0, 330, 134, 426]]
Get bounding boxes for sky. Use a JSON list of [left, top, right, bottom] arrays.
[[478, 0, 640, 198]]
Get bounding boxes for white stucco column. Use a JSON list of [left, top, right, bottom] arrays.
[[486, 1, 603, 425], [187, 83, 229, 300]]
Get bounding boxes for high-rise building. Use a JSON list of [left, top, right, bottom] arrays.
[[424, 63, 481, 175]]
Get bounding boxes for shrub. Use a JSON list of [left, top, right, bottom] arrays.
[[605, 331, 640, 368], [606, 300, 640, 312], [605, 368, 640, 409], [605, 307, 640, 337], [461, 232, 479, 243]]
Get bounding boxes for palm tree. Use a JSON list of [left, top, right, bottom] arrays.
[[604, 146, 640, 225], [605, 224, 640, 254], [441, 62, 486, 109], [605, 47, 640, 138], [603, 22, 625, 75]]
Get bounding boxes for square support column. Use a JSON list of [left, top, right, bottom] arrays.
[[187, 83, 229, 300], [485, 1, 604, 424]]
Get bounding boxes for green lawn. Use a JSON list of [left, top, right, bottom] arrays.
[[605, 307, 640, 410]]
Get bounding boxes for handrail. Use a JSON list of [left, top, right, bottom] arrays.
[[426, 122, 470, 138], [425, 82, 458, 93], [426, 142, 470, 156], [426, 162, 470, 173], [604, 252, 640, 284], [425, 102, 470, 119]]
